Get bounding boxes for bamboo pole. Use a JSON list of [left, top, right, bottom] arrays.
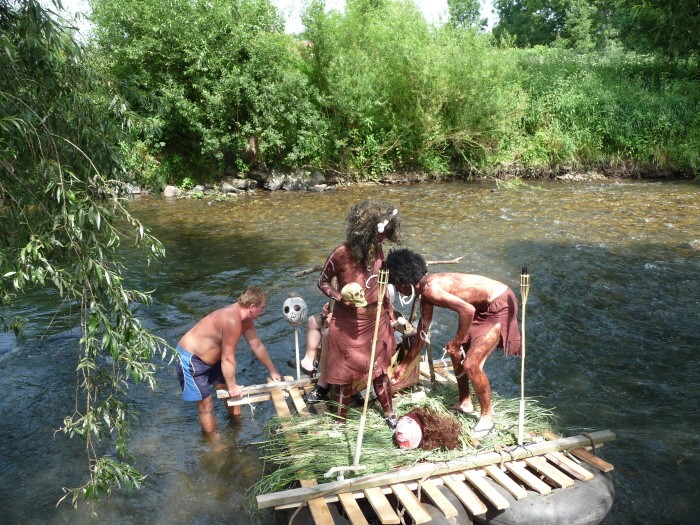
[[353, 267, 390, 467], [294, 326, 301, 380], [518, 267, 530, 446]]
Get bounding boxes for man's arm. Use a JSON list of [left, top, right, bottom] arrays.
[[427, 286, 475, 357], [221, 318, 243, 397], [244, 326, 281, 382], [393, 299, 434, 381]]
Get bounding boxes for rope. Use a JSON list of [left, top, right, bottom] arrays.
[[581, 432, 597, 454]]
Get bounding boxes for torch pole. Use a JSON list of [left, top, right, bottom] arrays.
[[518, 267, 530, 446]]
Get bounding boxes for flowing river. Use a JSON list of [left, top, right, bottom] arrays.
[[1, 179, 698, 524]]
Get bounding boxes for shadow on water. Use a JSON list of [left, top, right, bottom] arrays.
[[1, 180, 699, 524]]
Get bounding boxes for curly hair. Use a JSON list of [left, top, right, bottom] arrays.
[[385, 248, 428, 285], [408, 407, 462, 450], [345, 200, 401, 269], [238, 286, 268, 307]]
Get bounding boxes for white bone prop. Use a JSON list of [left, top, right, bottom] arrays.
[[283, 295, 308, 380], [340, 282, 368, 307]]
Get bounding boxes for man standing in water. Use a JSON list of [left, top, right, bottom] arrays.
[[385, 249, 521, 437], [176, 286, 282, 434]]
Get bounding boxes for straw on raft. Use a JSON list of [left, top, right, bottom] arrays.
[[247, 383, 558, 506]]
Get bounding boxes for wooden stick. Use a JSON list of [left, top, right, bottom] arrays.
[[426, 257, 463, 265], [353, 268, 390, 467], [216, 377, 313, 399]]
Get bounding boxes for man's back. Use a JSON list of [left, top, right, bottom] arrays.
[[179, 304, 247, 364]]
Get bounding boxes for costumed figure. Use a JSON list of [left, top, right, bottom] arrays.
[[306, 200, 402, 428], [394, 407, 462, 450], [385, 248, 521, 437]]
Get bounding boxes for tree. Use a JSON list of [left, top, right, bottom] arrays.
[[89, 0, 328, 179], [447, 0, 486, 30], [614, 0, 700, 60], [1, 0, 166, 507], [493, 0, 607, 51]]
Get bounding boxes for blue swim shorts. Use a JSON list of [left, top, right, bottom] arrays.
[[176, 345, 226, 401]]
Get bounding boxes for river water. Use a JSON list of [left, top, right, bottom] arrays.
[[1, 180, 698, 524]]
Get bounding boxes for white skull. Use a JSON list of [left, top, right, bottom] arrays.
[[341, 282, 368, 307], [283, 296, 308, 326]]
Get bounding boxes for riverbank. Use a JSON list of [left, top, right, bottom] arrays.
[[140, 162, 695, 200]]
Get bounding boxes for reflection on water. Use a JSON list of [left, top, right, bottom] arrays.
[[1, 180, 699, 524]]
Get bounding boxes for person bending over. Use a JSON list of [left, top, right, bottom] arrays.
[[385, 249, 521, 437], [176, 286, 281, 435]]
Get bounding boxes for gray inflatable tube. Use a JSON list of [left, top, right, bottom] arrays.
[[475, 463, 614, 525]]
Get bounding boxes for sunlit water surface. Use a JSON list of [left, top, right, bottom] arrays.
[[1, 180, 698, 524]]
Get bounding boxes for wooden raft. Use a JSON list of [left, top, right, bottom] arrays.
[[220, 365, 615, 525]]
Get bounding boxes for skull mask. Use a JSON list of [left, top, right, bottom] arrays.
[[341, 282, 368, 308], [283, 296, 308, 326]]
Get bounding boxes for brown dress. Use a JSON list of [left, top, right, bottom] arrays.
[[318, 242, 395, 385]]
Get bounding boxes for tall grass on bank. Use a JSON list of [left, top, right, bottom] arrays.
[[496, 48, 700, 175]]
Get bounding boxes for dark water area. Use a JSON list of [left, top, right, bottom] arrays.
[[1, 180, 699, 524]]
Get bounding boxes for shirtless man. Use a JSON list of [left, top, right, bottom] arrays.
[[176, 286, 282, 434], [385, 249, 521, 437]]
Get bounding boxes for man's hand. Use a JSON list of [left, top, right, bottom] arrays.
[[228, 384, 243, 398], [269, 369, 282, 382], [445, 340, 462, 358]]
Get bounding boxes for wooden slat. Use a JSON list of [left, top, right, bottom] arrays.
[[570, 448, 614, 473], [288, 387, 309, 416], [419, 362, 448, 382], [227, 393, 271, 406], [216, 377, 313, 398], [440, 474, 488, 516], [419, 479, 459, 518], [257, 431, 615, 509], [483, 465, 528, 500], [504, 461, 551, 495], [282, 375, 309, 416], [391, 483, 432, 524], [541, 430, 613, 473], [363, 487, 400, 524], [524, 456, 575, 488], [463, 469, 510, 510], [299, 479, 335, 525], [269, 386, 291, 417], [337, 493, 369, 525], [545, 451, 594, 481]]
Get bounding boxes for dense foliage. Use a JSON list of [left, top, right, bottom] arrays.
[[85, 0, 699, 184], [89, 0, 328, 185], [493, 0, 700, 59], [1, 0, 166, 506]]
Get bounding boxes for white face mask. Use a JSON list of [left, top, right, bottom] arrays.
[[282, 296, 308, 326]]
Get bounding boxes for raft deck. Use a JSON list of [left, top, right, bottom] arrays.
[[220, 361, 616, 525]]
